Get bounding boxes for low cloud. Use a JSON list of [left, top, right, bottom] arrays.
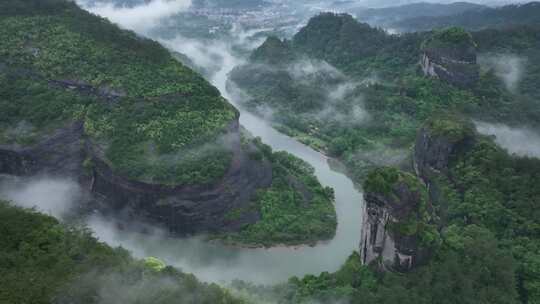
[[478, 54, 527, 92], [0, 175, 82, 218], [289, 59, 371, 126], [289, 59, 345, 82], [77, 0, 192, 33], [475, 121, 540, 158]]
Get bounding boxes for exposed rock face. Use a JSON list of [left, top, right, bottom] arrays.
[[88, 119, 273, 234], [360, 168, 434, 272], [0, 119, 272, 234], [0, 122, 86, 178], [421, 28, 479, 88], [413, 119, 475, 181]]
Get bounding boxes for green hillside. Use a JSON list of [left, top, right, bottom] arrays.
[[0, 0, 237, 185], [231, 13, 540, 183], [0, 201, 246, 304]]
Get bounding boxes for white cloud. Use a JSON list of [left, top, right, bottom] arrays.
[[475, 121, 540, 158], [0, 176, 82, 218], [77, 0, 192, 33], [478, 54, 526, 92]]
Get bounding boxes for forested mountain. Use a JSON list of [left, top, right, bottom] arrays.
[[231, 12, 540, 183], [0, 201, 246, 304], [230, 12, 540, 303], [354, 2, 487, 28], [394, 2, 540, 31], [231, 14, 540, 303], [0, 0, 336, 249], [235, 118, 540, 304], [3, 0, 540, 303]]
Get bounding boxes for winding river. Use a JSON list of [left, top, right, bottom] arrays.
[[84, 36, 365, 284], [0, 10, 365, 284], [88, 108, 363, 285]]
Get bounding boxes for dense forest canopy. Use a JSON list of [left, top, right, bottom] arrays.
[[0, 0, 238, 185], [0, 201, 247, 304], [231, 11, 540, 183], [2, 0, 540, 304]]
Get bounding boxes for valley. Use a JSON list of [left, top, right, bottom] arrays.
[[1, 0, 540, 303]]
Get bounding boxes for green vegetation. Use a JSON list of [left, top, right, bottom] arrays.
[[143, 257, 167, 272], [234, 126, 534, 303], [231, 12, 540, 185], [424, 116, 475, 141], [219, 138, 337, 247], [229, 13, 540, 303], [250, 36, 295, 65], [0, 0, 237, 185], [364, 167, 438, 246], [278, 224, 517, 304], [0, 71, 96, 145], [447, 135, 540, 302], [422, 27, 476, 49], [0, 201, 246, 304], [363, 167, 401, 195]]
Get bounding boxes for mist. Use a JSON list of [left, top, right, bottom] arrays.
[[475, 121, 540, 158], [0, 175, 82, 218], [346, 0, 527, 8], [478, 54, 527, 92], [77, 0, 192, 33], [4, 0, 364, 289], [234, 58, 371, 128]]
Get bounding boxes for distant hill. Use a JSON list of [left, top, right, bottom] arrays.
[[354, 2, 487, 28], [191, 0, 268, 9], [394, 2, 540, 31]]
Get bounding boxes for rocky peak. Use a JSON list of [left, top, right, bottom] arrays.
[[420, 27, 479, 88], [360, 167, 437, 272], [414, 117, 475, 181]]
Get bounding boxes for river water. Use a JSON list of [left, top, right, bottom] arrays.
[[88, 101, 363, 284], [0, 10, 365, 284], [85, 41, 364, 284]]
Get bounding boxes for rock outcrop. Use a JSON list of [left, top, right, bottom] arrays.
[[0, 116, 273, 234], [0, 62, 273, 235], [360, 118, 476, 272], [0, 1, 294, 240], [0, 122, 86, 178], [88, 119, 273, 234], [413, 118, 475, 181], [421, 27, 479, 88], [360, 167, 436, 272]]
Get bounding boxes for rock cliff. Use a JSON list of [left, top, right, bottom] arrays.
[[0, 64, 272, 235], [0, 122, 86, 178], [360, 167, 436, 272], [0, 109, 273, 235], [88, 119, 273, 234], [360, 118, 477, 272], [413, 118, 475, 181], [421, 27, 479, 88]]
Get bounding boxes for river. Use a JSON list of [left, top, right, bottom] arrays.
[[0, 10, 365, 284], [84, 36, 364, 285]]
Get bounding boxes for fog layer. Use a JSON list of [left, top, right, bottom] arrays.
[[0, 175, 82, 218], [475, 121, 540, 158], [0, 0, 366, 285], [77, 0, 192, 33], [478, 54, 527, 92]]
